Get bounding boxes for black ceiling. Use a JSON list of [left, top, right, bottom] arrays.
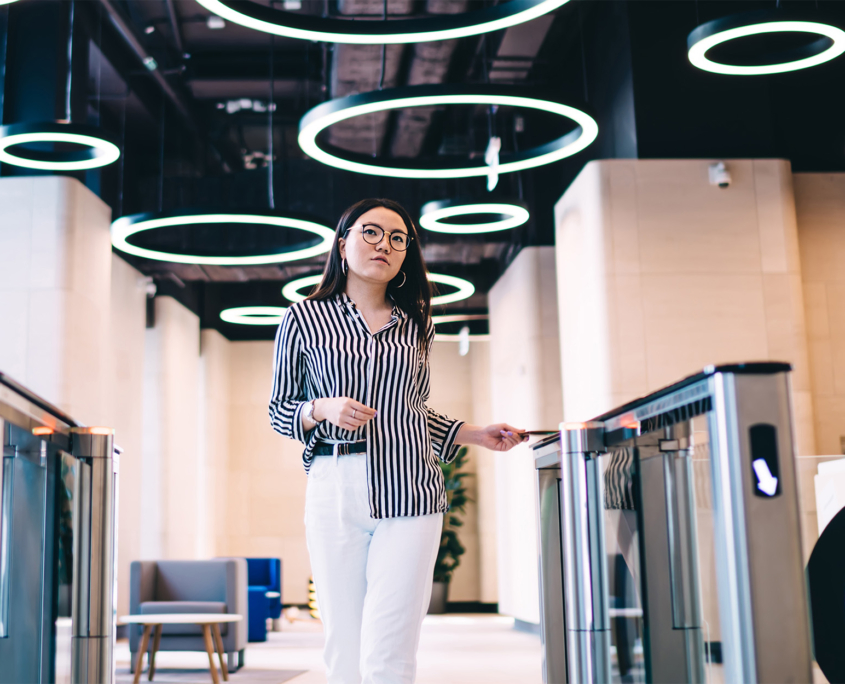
[[2, 0, 845, 340]]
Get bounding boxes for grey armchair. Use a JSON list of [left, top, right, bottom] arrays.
[[129, 559, 248, 672]]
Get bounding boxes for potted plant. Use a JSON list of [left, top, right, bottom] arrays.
[[429, 446, 472, 614]]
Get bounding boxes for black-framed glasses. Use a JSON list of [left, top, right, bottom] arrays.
[[352, 224, 413, 251]]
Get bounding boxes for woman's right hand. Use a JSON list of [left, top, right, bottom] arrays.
[[314, 397, 377, 432]]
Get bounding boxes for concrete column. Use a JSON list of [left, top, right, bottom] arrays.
[[793, 173, 845, 555], [488, 246, 562, 625], [141, 296, 202, 559], [0, 176, 147, 617], [555, 159, 814, 443]]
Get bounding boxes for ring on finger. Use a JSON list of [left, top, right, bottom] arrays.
[[353, 408, 357, 419]]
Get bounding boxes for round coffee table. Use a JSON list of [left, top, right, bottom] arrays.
[[119, 614, 243, 684]]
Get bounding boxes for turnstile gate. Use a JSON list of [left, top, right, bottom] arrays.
[[534, 363, 812, 684], [0, 373, 118, 683]]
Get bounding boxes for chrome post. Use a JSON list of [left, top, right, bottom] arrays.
[[662, 427, 705, 684], [0, 417, 9, 640], [70, 428, 117, 684], [559, 421, 611, 684]]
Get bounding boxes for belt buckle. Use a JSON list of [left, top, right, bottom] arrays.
[[338, 442, 350, 456]]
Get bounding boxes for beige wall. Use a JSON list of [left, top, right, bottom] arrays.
[[469, 340, 498, 603], [108, 255, 148, 618], [217, 340, 312, 604], [488, 246, 562, 624], [794, 173, 845, 457], [141, 297, 203, 559], [427, 340, 477, 602], [199, 329, 232, 559], [0, 176, 114, 422]]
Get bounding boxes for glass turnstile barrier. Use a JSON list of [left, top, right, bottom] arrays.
[[534, 363, 812, 684], [0, 373, 118, 684]]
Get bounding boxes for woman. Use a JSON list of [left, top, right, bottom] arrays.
[[269, 198, 526, 684]]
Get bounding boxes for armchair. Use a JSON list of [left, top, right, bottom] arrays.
[[129, 559, 248, 672], [246, 558, 283, 642]]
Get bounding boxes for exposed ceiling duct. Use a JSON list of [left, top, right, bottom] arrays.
[[488, 14, 555, 82], [327, 0, 411, 155], [327, 0, 555, 161], [97, 0, 236, 171], [390, 0, 469, 158]]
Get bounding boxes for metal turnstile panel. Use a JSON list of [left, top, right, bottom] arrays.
[[0, 374, 118, 684], [636, 439, 704, 684], [536, 364, 812, 684], [709, 372, 812, 684], [0, 424, 67, 684], [537, 464, 568, 684]]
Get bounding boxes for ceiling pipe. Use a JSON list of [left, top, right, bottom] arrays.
[[98, 0, 232, 171], [164, 0, 185, 55]]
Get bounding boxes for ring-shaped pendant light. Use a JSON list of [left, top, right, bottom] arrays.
[[220, 306, 288, 325], [688, 11, 845, 75], [196, 0, 569, 45], [420, 199, 529, 234], [298, 85, 597, 179], [110, 209, 335, 265], [0, 122, 121, 171], [283, 273, 475, 306], [432, 314, 490, 340]]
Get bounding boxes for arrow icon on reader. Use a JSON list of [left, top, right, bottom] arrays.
[[752, 458, 778, 496]]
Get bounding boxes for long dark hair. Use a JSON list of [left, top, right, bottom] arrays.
[[308, 198, 431, 358]]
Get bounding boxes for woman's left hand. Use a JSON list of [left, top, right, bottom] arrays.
[[476, 423, 529, 451]]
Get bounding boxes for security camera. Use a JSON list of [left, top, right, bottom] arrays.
[[709, 162, 731, 189]]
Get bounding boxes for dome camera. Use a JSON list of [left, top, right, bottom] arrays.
[[709, 162, 731, 189]]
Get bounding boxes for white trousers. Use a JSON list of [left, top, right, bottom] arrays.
[[304, 453, 442, 684]]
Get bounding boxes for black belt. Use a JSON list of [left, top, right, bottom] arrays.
[[312, 440, 366, 456]]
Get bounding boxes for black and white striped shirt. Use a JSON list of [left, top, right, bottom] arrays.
[[269, 291, 465, 519]]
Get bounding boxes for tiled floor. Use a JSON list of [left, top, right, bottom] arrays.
[[115, 614, 543, 684]]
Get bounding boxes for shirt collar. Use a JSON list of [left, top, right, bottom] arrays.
[[336, 291, 406, 320]]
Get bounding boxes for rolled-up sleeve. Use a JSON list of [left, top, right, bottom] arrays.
[[269, 308, 310, 444], [419, 318, 465, 463]]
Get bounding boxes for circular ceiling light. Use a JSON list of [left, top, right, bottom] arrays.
[[0, 122, 120, 171], [220, 306, 288, 325], [432, 314, 490, 341], [299, 85, 597, 179], [196, 0, 569, 45], [111, 209, 335, 265], [282, 273, 475, 306], [282, 274, 322, 303], [420, 199, 529, 234], [688, 11, 845, 75], [430, 273, 475, 305]]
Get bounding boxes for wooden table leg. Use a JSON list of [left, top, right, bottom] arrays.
[[133, 625, 152, 684], [211, 624, 230, 681], [148, 624, 163, 681], [202, 625, 221, 684]]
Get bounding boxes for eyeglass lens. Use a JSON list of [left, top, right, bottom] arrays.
[[361, 225, 410, 250]]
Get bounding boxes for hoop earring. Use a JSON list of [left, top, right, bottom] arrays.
[[396, 271, 406, 288], [342, 258, 348, 276]]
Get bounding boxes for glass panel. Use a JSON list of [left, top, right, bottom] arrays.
[[54, 451, 76, 684], [690, 415, 724, 684], [601, 447, 646, 683], [0, 447, 12, 639]]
